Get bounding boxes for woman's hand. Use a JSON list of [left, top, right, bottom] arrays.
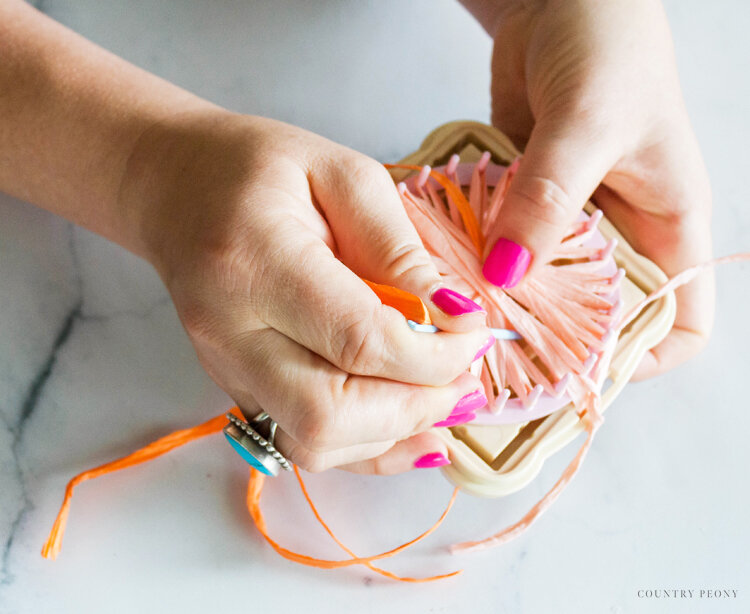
[[1, 2, 491, 474], [121, 112, 493, 474], [470, 0, 713, 378]]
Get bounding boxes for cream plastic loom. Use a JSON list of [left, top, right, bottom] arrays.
[[388, 121, 676, 498]]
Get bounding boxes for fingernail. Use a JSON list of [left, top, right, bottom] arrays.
[[434, 411, 477, 428], [414, 452, 451, 469], [430, 287, 485, 316], [482, 238, 531, 288], [473, 335, 495, 361], [453, 389, 487, 414], [432, 390, 486, 427]]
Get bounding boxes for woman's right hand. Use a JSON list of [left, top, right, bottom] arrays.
[[121, 111, 493, 474]]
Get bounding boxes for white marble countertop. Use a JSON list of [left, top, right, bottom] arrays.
[[1, 1, 748, 612]]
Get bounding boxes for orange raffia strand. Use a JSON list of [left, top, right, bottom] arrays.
[[41, 407, 244, 560], [42, 405, 461, 582], [40, 144, 750, 572], [363, 278, 431, 325], [385, 163, 485, 255], [246, 465, 461, 582]]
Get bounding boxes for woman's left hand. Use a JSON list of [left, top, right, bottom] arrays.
[[468, 0, 714, 379]]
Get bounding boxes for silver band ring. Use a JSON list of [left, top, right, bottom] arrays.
[[252, 411, 278, 448]]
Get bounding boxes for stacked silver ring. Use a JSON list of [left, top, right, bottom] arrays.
[[223, 411, 292, 476]]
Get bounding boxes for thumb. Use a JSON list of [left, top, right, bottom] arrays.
[[312, 154, 488, 333], [483, 117, 618, 288]]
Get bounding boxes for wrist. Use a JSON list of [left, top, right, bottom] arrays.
[[117, 106, 246, 274]]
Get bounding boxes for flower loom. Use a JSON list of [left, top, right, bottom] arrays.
[[387, 121, 674, 502], [41, 122, 750, 582]]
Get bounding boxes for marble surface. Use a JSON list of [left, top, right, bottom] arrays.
[[1, 1, 748, 612]]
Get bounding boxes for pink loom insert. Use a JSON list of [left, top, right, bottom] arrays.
[[399, 155, 623, 426]]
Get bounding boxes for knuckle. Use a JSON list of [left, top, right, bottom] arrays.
[[376, 393, 425, 440], [294, 403, 337, 453], [382, 243, 435, 285], [431, 339, 468, 383], [367, 442, 398, 475], [344, 154, 393, 188], [293, 450, 330, 474], [335, 315, 387, 375], [305, 456, 330, 474], [510, 175, 574, 228], [407, 407, 436, 436], [273, 437, 330, 473]]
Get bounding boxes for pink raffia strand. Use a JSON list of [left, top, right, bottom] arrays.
[[397, 156, 750, 555], [617, 253, 750, 333], [451, 252, 750, 555], [451, 395, 605, 554], [399, 158, 620, 415]]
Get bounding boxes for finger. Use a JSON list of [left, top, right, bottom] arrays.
[[232, 394, 398, 472], [224, 327, 487, 453], [260, 429, 450, 475], [489, 17, 535, 151], [274, 429, 396, 473], [592, 169, 714, 380], [310, 151, 486, 333], [245, 215, 492, 386], [337, 432, 450, 475], [631, 324, 712, 381], [631, 238, 714, 380], [482, 116, 619, 288]]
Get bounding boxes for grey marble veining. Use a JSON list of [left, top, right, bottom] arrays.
[[1, 1, 749, 612]]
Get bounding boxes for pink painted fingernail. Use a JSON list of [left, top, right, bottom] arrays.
[[414, 452, 451, 469], [482, 238, 531, 288], [433, 390, 486, 427], [430, 287, 485, 316], [473, 335, 495, 361], [434, 411, 477, 428], [452, 389, 487, 414]]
